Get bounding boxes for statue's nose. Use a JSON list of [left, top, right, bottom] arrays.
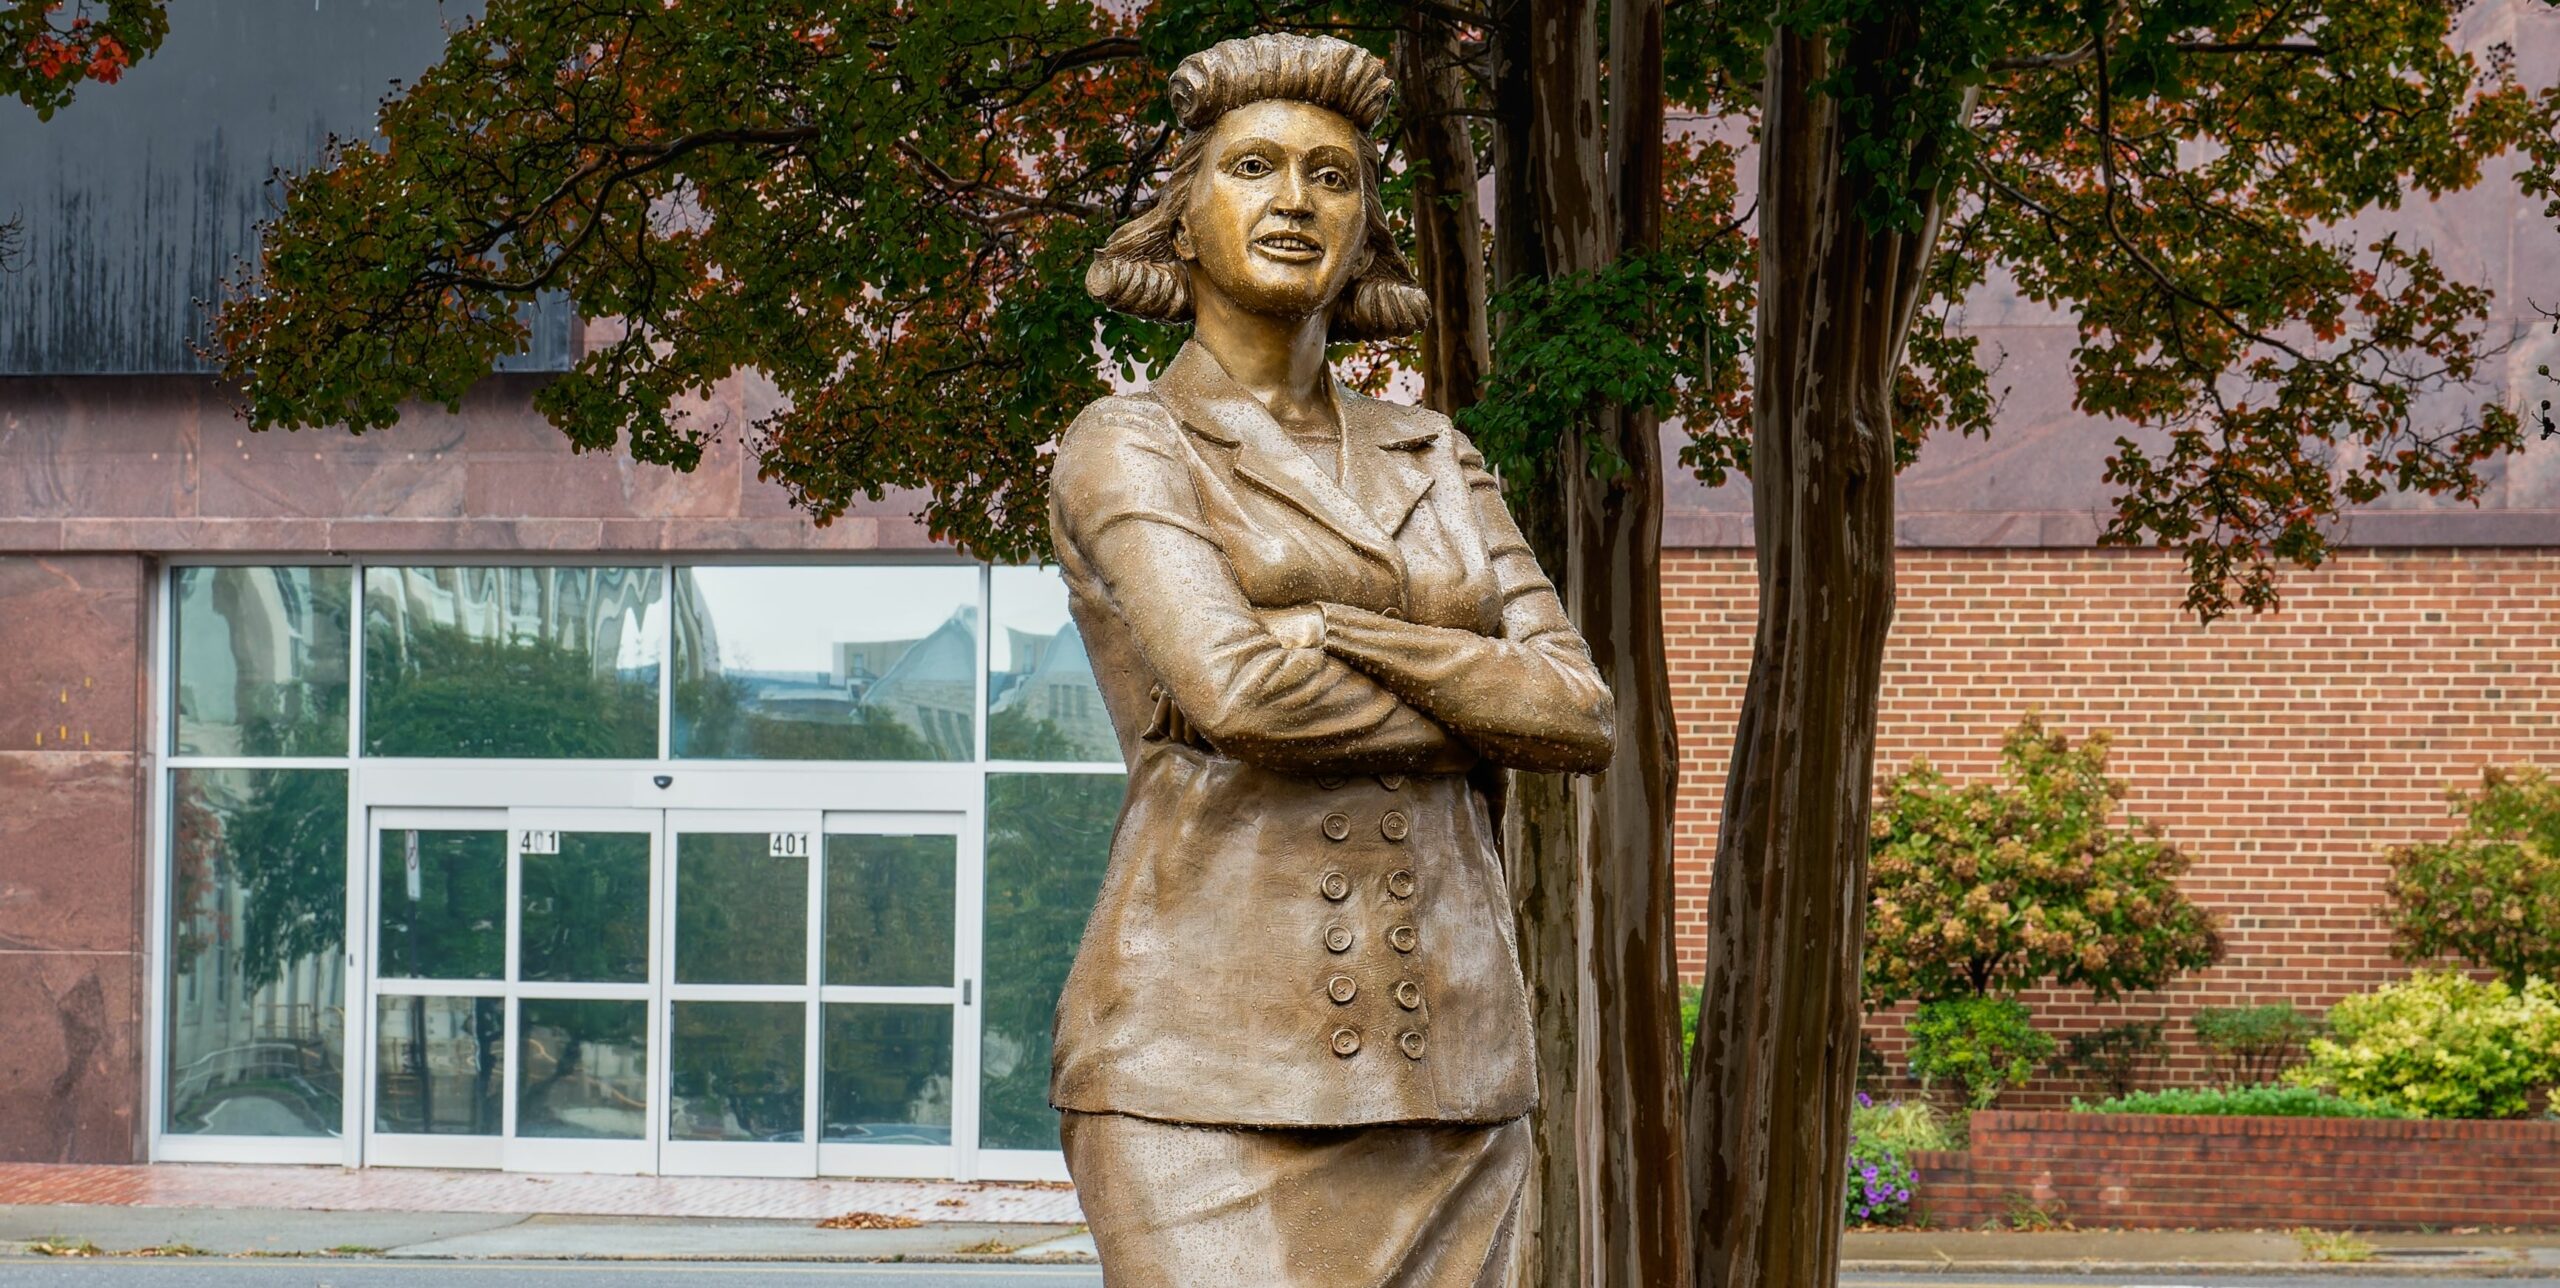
[[1272, 168, 1313, 219]]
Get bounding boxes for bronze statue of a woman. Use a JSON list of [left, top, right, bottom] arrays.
[[1048, 32, 1616, 1286]]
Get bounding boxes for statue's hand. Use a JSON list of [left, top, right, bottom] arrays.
[[1141, 683, 1211, 750]]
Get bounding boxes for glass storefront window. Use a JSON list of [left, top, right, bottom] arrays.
[[362, 566, 663, 759], [520, 833, 650, 985], [516, 999, 648, 1140], [173, 566, 352, 757], [376, 829, 504, 981], [824, 834, 954, 988], [675, 833, 807, 986], [162, 560, 1129, 1173], [372, 995, 503, 1135], [669, 1001, 805, 1142], [672, 566, 979, 761], [165, 768, 348, 1137], [987, 567, 1116, 763], [980, 771, 1121, 1151], [823, 1004, 953, 1145]]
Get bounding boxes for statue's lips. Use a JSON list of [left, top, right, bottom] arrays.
[[1251, 233, 1322, 262]]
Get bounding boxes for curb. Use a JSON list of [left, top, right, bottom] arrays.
[[1, 1243, 1104, 1266], [1842, 1258, 2547, 1278]]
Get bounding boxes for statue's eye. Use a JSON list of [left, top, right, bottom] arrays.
[[1233, 155, 1272, 177], [1314, 168, 1350, 191]]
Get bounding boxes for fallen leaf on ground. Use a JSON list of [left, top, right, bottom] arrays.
[[818, 1212, 923, 1230]]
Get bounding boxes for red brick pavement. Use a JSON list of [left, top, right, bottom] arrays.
[[0, 1164, 1084, 1224]]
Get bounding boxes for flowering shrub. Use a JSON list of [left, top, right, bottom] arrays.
[[1865, 718, 2223, 1009], [1844, 1095, 1923, 1226], [2384, 767, 2560, 990], [2288, 971, 2560, 1119], [1907, 995, 2055, 1110], [1845, 1138, 1917, 1226]]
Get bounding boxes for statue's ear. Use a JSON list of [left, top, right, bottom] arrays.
[[1173, 220, 1197, 262]]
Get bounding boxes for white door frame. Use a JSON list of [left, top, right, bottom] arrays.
[[816, 808, 975, 1182], [363, 807, 509, 1170], [660, 807, 823, 1179], [503, 806, 661, 1176], [352, 762, 988, 1179]]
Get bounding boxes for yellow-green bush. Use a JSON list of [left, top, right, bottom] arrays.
[[2287, 971, 2560, 1119]]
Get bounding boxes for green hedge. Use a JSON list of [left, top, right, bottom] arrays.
[[2070, 1084, 2411, 1118]]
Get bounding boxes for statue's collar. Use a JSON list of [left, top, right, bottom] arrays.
[[1151, 341, 1433, 560]]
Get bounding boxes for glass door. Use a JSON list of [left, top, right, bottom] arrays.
[[817, 811, 971, 1180], [503, 809, 658, 1174], [367, 809, 509, 1168], [658, 809, 971, 1179], [661, 810, 824, 1177], [364, 808, 660, 1172]]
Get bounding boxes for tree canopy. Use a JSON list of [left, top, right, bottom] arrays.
[[213, 0, 2558, 617], [4, 0, 160, 117]]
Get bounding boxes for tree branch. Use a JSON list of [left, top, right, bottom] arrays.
[[1992, 38, 2324, 72]]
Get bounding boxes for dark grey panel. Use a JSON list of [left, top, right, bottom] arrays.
[[0, 0, 570, 375]]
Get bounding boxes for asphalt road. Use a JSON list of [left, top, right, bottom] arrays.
[[0, 1263, 2556, 1288]]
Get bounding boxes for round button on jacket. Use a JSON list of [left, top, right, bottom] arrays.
[[1378, 774, 1406, 791], [1332, 1027, 1362, 1057], [1395, 980, 1422, 1010], [1380, 811, 1411, 842], [1388, 924, 1418, 953], [1328, 974, 1359, 1004], [1321, 812, 1352, 842], [1320, 870, 1351, 901], [1324, 924, 1355, 953], [1316, 775, 1346, 790], [1400, 1030, 1427, 1059], [1386, 869, 1416, 899]]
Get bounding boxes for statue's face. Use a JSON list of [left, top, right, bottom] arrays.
[[1179, 98, 1368, 321]]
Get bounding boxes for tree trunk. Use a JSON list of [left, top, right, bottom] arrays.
[[1487, 1, 1579, 1282], [1489, 1, 1689, 1283], [1684, 17, 1948, 1288], [1574, 0, 1689, 1284], [1395, 10, 1488, 417]]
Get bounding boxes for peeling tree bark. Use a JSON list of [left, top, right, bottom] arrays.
[[1395, 10, 1488, 417], [1573, 0, 1688, 1284], [1685, 16, 1950, 1288], [1488, 1, 1581, 1281], [1485, 1, 1689, 1283]]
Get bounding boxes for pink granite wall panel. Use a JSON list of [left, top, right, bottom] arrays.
[[0, 555, 147, 1163]]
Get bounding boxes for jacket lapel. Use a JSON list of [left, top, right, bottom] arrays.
[[1336, 385, 1437, 539], [1152, 342, 1404, 566]]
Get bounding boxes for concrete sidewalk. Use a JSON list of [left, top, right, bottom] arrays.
[[1841, 1229, 2560, 1277], [0, 1205, 1096, 1263], [6, 1204, 2560, 1272]]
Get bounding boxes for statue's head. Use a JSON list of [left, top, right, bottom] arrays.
[[1087, 34, 1428, 341]]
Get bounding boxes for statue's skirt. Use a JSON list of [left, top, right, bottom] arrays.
[[1061, 1110, 1530, 1286]]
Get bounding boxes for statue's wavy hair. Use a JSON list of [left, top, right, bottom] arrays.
[[1085, 33, 1430, 341]]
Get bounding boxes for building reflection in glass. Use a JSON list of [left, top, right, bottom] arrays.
[[988, 567, 1118, 763], [165, 768, 348, 1137], [672, 566, 981, 761]]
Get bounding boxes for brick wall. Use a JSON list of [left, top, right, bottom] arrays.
[[1910, 1110, 2560, 1229], [1666, 548, 2560, 1102]]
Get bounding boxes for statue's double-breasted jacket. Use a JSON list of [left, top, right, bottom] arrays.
[[1046, 341, 1614, 1129]]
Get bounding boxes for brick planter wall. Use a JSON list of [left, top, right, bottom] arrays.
[[1912, 1110, 2560, 1229]]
